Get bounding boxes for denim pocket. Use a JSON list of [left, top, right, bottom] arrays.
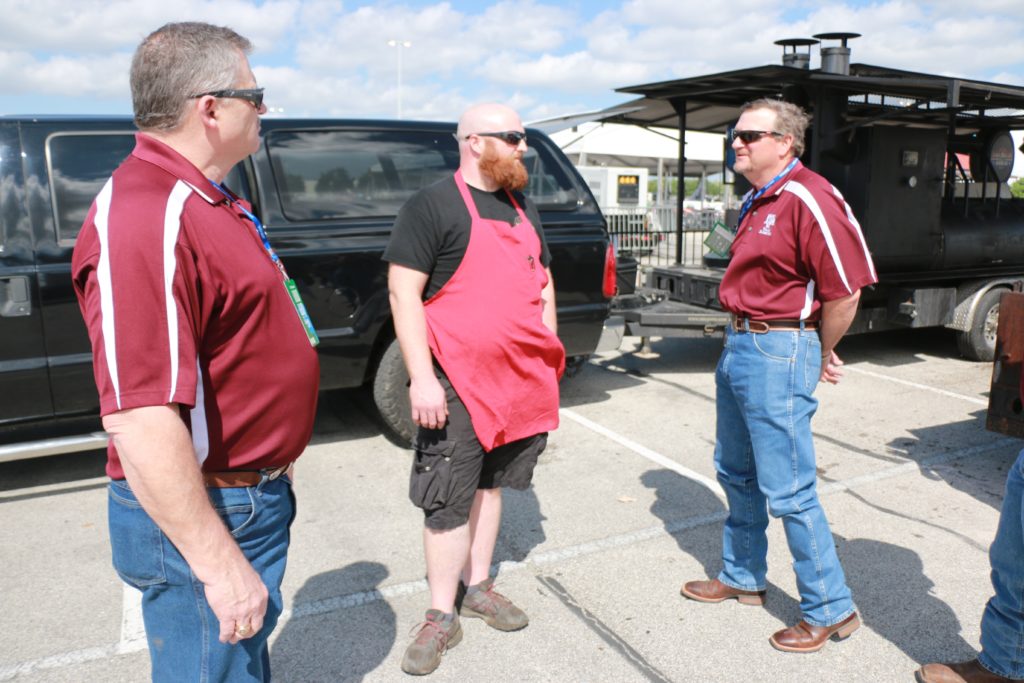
[[409, 439, 456, 511], [803, 334, 823, 392], [207, 486, 257, 538], [108, 481, 167, 588], [752, 331, 797, 362]]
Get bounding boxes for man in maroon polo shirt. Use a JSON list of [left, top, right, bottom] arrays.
[[680, 98, 877, 653], [72, 22, 318, 681]]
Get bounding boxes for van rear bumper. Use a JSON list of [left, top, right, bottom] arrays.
[[596, 315, 625, 352]]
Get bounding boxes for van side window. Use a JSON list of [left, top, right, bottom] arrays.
[[267, 129, 579, 221], [47, 133, 136, 245]]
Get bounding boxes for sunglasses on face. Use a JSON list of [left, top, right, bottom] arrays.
[[191, 88, 265, 109], [731, 129, 784, 144], [466, 130, 528, 146]]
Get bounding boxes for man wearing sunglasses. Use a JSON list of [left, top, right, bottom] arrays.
[[385, 103, 564, 675], [680, 99, 877, 653], [72, 22, 318, 681]]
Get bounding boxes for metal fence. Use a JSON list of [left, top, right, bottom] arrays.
[[603, 204, 721, 273]]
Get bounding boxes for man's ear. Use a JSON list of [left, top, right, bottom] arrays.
[[195, 95, 219, 130]]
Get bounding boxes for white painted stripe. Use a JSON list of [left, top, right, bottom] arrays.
[[191, 356, 209, 466], [163, 182, 191, 403], [845, 366, 989, 405], [784, 180, 852, 293], [559, 407, 726, 499], [119, 584, 146, 649], [94, 178, 121, 410]]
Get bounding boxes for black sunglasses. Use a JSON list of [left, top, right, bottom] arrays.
[[466, 130, 527, 145], [732, 129, 785, 144], [191, 88, 265, 109]]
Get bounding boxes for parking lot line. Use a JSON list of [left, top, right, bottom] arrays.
[[845, 366, 989, 406]]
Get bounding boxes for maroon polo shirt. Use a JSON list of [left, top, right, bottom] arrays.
[[719, 161, 877, 320], [73, 133, 319, 479]]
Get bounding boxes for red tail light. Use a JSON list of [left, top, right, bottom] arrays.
[[602, 242, 617, 298]]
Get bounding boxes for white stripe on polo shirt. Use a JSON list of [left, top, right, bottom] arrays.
[[94, 178, 121, 409], [162, 181, 191, 403], [784, 180, 852, 294], [833, 186, 878, 282], [801, 280, 816, 320]]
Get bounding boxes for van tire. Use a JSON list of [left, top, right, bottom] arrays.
[[372, 338, 416, 447], [957, 288, 1003, 362]]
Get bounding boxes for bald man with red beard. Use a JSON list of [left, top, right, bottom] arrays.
[[384, 103, 564, 676]]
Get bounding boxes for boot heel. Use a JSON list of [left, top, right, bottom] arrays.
[[737, 593, 765, 606], [832, 614, 860, 640]]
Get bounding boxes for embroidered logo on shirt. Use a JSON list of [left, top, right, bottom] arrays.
[[758, 213, 776, 236]]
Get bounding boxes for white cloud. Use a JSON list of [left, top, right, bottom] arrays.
[[0, 51, 130, 98]]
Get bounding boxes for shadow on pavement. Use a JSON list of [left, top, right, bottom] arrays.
[[640, 468, 803, 627], [838, 534, 977, 665], [495, 485, 547, 564], [272, 561, 396, 682]]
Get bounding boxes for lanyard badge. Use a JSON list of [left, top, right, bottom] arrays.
[[707, 158, 799, 258], [209, 181, 319, 346]]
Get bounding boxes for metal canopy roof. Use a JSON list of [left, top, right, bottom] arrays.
[[599, 63, 1024, 134]]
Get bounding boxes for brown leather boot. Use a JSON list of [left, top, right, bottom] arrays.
[[768, 612, 860, 653], [680, 578, 766, 605], [916, 659, 1016, 683]]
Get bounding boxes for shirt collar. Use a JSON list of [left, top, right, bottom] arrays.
[[130, 133, 223, 205]]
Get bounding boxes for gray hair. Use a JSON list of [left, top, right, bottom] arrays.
[[130, 22, 252, 132], [740, 98, 811, 157]]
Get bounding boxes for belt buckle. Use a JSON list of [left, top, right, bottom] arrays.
[[749, 320, 770, 334], [262, 462, 293, 481]]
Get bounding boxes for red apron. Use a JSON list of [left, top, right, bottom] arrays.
[[423, 171, 565, 451]]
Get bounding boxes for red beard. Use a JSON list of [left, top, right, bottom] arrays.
[[478, 142, 529, 191]]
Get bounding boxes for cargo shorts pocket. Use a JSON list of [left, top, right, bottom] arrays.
[[409, 439, 456, 511]]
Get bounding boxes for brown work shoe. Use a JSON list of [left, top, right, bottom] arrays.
[[916, 659, 1015, 683], [458, 578, 529, 631], [680, 578, 766, 606], [401, 609, 462, 676], [769, 612, 860, 653]]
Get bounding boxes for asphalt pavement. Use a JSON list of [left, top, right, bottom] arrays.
[[0, 329, 1015, 682]]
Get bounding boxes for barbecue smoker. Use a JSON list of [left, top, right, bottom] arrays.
[[607, 33, 1024, 361]]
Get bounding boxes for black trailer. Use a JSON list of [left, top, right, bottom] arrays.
[[604, 33, 1024, 361]]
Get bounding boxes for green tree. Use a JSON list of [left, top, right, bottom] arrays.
[[1011, 178, 1024, 199]]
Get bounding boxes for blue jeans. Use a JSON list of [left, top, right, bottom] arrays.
[[979, 448, 1024, 679], [714, 327, 856, 627], [108, 475, 296, 682]]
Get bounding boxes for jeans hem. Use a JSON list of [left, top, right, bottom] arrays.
[[978, 652, 1024, 680], [802, 606, 857, 629], [716, 573, 766, 593]]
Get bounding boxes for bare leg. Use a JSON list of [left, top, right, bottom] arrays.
[[462, 488, 502, 586], [423, 523, 471, 613]]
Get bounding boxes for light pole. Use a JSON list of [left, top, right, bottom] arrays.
[[387, 39, 412, 118]]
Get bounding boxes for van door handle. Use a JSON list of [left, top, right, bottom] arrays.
[[0, 276, 31, 317]]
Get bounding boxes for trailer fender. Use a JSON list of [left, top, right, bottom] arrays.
[[948, 279, 1022, 333]]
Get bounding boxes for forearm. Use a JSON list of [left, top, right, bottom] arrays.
[[389, 289, 435, 381], [104, 405, 247, 582], [819, 290, 861, 356]]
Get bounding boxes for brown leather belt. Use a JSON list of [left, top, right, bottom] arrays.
[[203, 463, 293, 488], [731, 317, 819, 333]]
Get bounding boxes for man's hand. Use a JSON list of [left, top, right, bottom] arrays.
[[820, 349, 845, 384], [410, 375, 449, 430], [204, 560, 269, 643]]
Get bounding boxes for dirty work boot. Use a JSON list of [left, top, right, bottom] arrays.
[[458, 578, 529, 631], [401, 609, 462, 676]]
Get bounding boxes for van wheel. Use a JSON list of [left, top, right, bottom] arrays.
[[372, 338, 415, 447], [957, 288, 1003, 362]]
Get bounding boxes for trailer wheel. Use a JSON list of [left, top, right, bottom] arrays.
[[957, 288, 1004, 362], [371, 338, 415, 447]]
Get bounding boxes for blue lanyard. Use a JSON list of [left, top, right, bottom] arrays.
[[209, 180, 284, 273], [737, 158, 799, 228]]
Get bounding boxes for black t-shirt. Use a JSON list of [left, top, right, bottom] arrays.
[[383, 176, 551, 299]]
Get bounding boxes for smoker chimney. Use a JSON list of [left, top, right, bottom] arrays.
[[813, 32, 861, 75], [775, 38, 818, 70]]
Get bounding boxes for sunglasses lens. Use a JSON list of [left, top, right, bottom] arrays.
[[504, 132, 525, 144], [735, 131, 759, 144]]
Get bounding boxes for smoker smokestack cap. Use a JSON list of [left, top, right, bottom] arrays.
[[813, 32, 861, 75], [775, 38, 818, 70]]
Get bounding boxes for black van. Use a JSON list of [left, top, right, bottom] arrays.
[[0, 116, 619, 459]]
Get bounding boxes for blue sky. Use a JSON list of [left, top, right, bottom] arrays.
[[1, 0, 1022, 125]]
